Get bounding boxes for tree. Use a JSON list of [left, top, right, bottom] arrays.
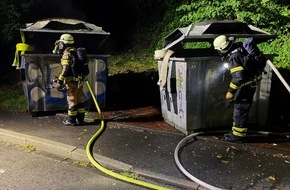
[[0, 0, 37, 77], [0, 0, 36, 45], [173, 0, 290, 68]]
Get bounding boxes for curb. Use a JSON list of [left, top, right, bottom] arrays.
[[0, 128, 202, 189], [0, 128, 132, 171]]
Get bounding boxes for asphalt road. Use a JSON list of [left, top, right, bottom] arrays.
[[0, 140, 148, 190]]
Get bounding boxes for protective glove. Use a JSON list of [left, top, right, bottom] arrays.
[[226, 92, 234, 101]]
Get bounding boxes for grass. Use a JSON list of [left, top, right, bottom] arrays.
[[108, 54, 157, 75], [120, 170, 139, 179], [0, 84, 27, 112]]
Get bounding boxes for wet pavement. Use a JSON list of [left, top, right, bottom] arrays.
[[0, 108, 290, 190], [180, 135, 290, 189]]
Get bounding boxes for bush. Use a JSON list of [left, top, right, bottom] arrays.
[[0, 86, 27, 112], [169, 0, 290, 68]]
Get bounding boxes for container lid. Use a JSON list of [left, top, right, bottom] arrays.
[[164, 20, 277, 50], [20, 18, 110, 35], [19, 18, 110, 54]]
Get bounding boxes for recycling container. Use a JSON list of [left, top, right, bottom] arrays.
[[20, 54, 108, 116], [156, 20, 276, 134], [14, 18, 110, 116]]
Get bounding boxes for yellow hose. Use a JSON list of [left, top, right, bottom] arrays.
[[13, 43, 35, 69], [85, 80, 171, 190], [13, 32, 35, 69]]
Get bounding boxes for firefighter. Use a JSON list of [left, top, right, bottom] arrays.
[[213, 35, 257, 142], [54, 34, 86, 126]]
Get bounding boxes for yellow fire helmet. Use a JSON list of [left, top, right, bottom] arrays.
[[213, 35, 230, 51], [59, 34, 74, 44]]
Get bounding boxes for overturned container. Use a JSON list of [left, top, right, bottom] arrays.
[[155, 20, 276, 134], [13, 18, 110, 116]]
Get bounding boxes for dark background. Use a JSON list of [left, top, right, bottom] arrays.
[[0, 0, 141, 79]]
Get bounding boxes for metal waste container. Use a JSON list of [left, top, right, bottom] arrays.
[[155, 20, 276, 134], [14, 18, 110, 116]]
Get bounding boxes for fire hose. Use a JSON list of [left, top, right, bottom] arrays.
[[174, 132, 225, 190], [174, 130, 290, 190], [84, 80, 171, 190]]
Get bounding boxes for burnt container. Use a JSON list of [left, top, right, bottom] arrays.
[[155, 20, 276, 134]]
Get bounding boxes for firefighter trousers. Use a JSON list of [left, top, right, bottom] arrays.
[[65, 81, 86, 117], [232, 86, 256, 136]]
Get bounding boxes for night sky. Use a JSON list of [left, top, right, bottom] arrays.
[[47, 1, 136, 52], [33, 0, 136, 39]]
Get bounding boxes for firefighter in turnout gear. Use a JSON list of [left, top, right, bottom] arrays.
[[213, 35, 257, 142], [54, 34, 86, 126]]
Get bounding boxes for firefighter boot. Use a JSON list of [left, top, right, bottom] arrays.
[[63, 116, 77, 126], [76, 113, 85, 125], [224, 132, 244, 143]]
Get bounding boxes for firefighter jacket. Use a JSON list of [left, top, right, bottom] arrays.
[[226, 47, 254, 94], [58, 47, 76, 82]]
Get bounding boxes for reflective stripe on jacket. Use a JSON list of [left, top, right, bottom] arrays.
[[227, 49, 252, 93]]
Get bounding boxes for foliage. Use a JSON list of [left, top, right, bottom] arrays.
[[120, 170, 139, 179], [0, 0, 37, 76], [107, 0, 180, 73], [172, 0, 290, 68], [108, 54, 157, 75], [121, 0, 179, 53], [0, 86, 27, 112], [259, 34, 290, 69], [183, 42, 212, 49], [176, 0, 289, 33], [0, 0, 36, 45], [125, 0, 290, 69]]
